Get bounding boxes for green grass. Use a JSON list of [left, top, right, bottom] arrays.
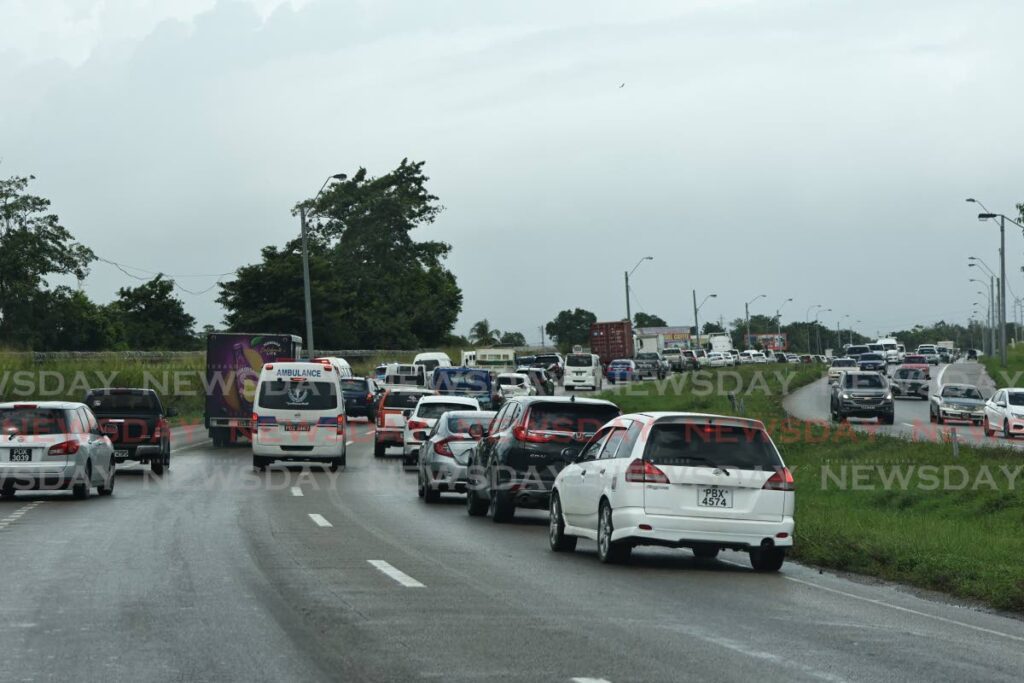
[[601, 364, 1024, 612], [981, 343, 1024, 387]]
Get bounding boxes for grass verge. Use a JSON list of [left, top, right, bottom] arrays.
[[601, 364, 1024, 612]]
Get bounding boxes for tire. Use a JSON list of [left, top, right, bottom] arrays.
[[548, 493, 577, 552], [374, 441, 386, 458], [0, 482, 15, 499], [489, 490, 515, 523], [329, 457, 344, 472], [1004, 420, 1011, 439], [466, 487, 488, 517], [252, 455, 268, 471], [97, 458, 115, 496], [151, 458, 164, 475], [749, 547, 786, 572], [423, 483, 440, 504], [984, 417, 994, 437], [597, 502, 631, 564], [692, 544, 719, 560], [417, 472, 425, 498], [72, 462, 91, 500], [880, 414, 894, 426], [936, 413, 944, 425]]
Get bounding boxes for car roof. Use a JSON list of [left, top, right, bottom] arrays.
[[418, 395, 478, 403], [507, 396, 618, 407], [438, 409, 496, 417], [84, 387, 155, 395], [0, 401, 83, 410], [627, 411, 766, 429], [942, 383, 978, 390]]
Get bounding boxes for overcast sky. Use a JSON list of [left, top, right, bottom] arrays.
[[3, 0, 1023, 344]]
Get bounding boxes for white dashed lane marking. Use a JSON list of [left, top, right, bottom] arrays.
[[368, 560, 425, 588], [0, 501, 44, 530], [308, 513, 332, 527], [290, 487, 303, 497]]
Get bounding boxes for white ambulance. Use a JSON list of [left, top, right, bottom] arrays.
[[252, 360, 346, 471]]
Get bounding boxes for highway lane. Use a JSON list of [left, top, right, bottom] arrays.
[[2, 420, 1024, 682], [783, 360, 1024, 449]]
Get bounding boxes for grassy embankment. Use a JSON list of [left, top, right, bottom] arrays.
[[601, 364, 1024, 612], [981, 344, 1024, 388]]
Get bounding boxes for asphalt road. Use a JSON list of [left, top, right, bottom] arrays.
[[2, 420, 1024, 682], [782, 360, 1024, 449]]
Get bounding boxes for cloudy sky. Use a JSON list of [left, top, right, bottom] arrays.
[[2, 0, 1022, 343]]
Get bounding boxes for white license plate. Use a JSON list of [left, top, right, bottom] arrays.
[[114, 450, 130, 458], [283, 424, 311, 432], [698, 486, 733, 508], [9, 448, 31, 462]]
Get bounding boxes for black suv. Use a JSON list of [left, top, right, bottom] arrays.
[[829, 371, 894, 424], [857, 352, 887, 374], [83, 388, 176, 474], [465, 396, 621, 522], [341, 377, 380, 421]]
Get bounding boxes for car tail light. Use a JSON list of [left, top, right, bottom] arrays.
[[48, 440, 80, 456], [407, 419, 428, 431], [512, 425, 558, 443], [13, 404, 37, 410], [337, 414, 345, 436], [763, 467, 795, 491], [625, 459, 670, 484]]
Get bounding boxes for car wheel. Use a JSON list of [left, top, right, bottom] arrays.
[[749, 547, 786, 572], [374, 441, 386, 458], [252, 455, 268, 472], [423, 482, 440, 504], [72, 461, 91, 500], [692, 544, 719, 560], [880, 414, 894, 425], [466, 487, 488, 517], [984, 417, 994, 437], [548, 493, 577, 553], [329, 456, 344, 472], [936, 413, 944, 425], [0, 482, 16, 499], [489, 490, 515, 523], [1004, 420, 1011, 439], [151, 457, 164, 476], [417, 472, 425, 498], [597, 502, 631, 564], [97, 458, 115, 496]]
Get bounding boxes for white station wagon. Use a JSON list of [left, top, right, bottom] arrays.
[[549, 412, 795, 572]]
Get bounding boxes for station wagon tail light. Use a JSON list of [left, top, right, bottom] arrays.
[[625, 459, 670, 484], [512, 425, 557, 443], [337, 415, 345, 436], [763, 467, 795, 491], [407, 419, 428, 431], [48, 440, 80, 456]]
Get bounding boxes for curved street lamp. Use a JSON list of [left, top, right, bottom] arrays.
[[744, 294, 767, 350], [300, 172, 347, 357], [624, 256, 654, 325]]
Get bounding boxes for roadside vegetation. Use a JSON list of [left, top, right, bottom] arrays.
[[603, 364, 1024, 612], [981, 343, 1024, 387]]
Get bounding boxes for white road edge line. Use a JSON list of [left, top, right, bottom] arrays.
[[785, 575, 1024, 644], [346, 440, 355, 446], [368, 560, 425, 588], [936, 362, 950, 389], [572, 678, 612, 683], [308, 513, 332, 527], [718, 558, 1024, 644], [290, 487, 303, 497]]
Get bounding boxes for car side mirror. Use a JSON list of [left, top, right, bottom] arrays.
[[166, 407, 179, 418], [413, 430, 428, 441]]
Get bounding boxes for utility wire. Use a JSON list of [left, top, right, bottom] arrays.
[[94, 255, 237, 296]]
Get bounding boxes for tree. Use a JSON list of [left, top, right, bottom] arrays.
[[469, 319, 499, 346], [31, 287, 119, 351], [0, 172, 95, 348], [545, 308, 596, 352], [218, 159, 462, 349], [109, 275, 197, 350], [499, 331, 527, 346], [702, 321, 724, 335], [633, 312, 667, 328]]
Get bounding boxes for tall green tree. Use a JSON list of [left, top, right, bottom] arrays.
[[545, 308, 596, 352], [218, 160, 462, 349], [0, 172, 95, 348], [469, 319, 499, 346], [31, 287, 119, 351], [499, 331, 527, 346], [634, 312, 667, 328], [109, 275, 197, 350]]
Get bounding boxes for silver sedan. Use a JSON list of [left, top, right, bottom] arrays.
[[416, 410, 495, 503]]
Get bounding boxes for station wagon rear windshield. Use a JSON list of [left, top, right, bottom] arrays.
[[341, 379, 368, 392], [257, 380, 339, 410], [643, 422, 783, 470], [384, 392, 428, 409], [87, 392, 159, 413], [566, 355, 592, 367], [0, 408, 69, 435], [447, 414, 492, 434], [526, 403, 620, 436], [416, 402, 475, 420]]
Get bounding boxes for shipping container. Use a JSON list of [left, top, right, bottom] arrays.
[[589, 321, 634, 365]]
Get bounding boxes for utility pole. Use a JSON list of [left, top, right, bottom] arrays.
[[1000, 215, 1007, 365], [300, 206, 315, 358], [624, 270, 631, 325], [692, 289, 699, 350]]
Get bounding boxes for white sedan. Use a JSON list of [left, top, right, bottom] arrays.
[[983, 388, 1024, 438], [0, 401, 116, 499], [548, 412, 794, 572], [706, 352, 729, 368]]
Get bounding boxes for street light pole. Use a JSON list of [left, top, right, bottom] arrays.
[[814, 308, 832, 354], [969, 199, 1024, 366], [624, 256, 654, 325], [805, 304, 822, 353], [692, 291, 717, 351], [300, 172, 347, 358], [775, 297, 793, 345], [744, 294, 766, 351]]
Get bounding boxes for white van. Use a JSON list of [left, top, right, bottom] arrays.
[[384, 363, 428, 387], [413, 352, 452, 373], [563, 353, 603, 391], [314, 356, 353, 378], [252, 361, 346, 471]]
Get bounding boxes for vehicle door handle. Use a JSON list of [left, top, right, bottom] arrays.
[[599, 469, 606, 475], [580, 470, 587, 477]]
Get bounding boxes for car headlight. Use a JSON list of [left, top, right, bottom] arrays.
[[1013, 412, 1024, 419], [841, 393, 850, 399], [884, 393, 893, 400]]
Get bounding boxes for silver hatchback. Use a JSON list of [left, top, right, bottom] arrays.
[[416, 410, 495, 503]]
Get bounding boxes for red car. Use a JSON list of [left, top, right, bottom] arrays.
[[898, 356, 930, 379]]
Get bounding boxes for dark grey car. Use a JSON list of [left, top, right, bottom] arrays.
[[830, 371, 895, 424]]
